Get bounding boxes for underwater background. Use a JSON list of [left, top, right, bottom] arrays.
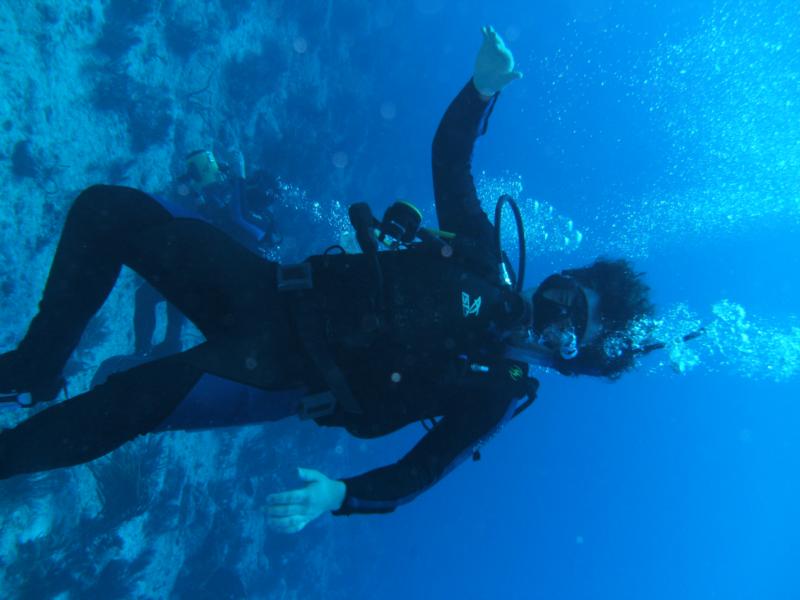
[[1, 0, 799, 598]]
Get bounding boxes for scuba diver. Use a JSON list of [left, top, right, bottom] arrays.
[[0, 27, 654, 533], [91, 150, 284, 387], [175, 148, 282, 254]]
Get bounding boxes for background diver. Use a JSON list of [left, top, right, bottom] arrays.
[[0, 27, 654, 533]]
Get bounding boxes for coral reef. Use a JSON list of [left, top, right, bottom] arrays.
[[0, 0, 383, 597]]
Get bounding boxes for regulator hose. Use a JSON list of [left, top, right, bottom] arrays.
[[494, 194, 526, 292]]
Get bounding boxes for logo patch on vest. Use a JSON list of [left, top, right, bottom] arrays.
[[462, 292, 482, 317]]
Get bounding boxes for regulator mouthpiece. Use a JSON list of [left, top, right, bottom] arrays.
[[540, 325, 579, 360]]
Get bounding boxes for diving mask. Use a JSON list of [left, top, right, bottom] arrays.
[[530, 274, 590, 361]]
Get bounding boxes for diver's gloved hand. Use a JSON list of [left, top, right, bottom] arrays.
[[266, 467, 346, 534], [473, 25, 523, 97]]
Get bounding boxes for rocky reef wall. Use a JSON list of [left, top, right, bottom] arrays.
[[0, 1, 393, 597]]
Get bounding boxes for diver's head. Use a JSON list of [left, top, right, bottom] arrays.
[[185, 150, 223, 190], [509, 258, 654, 379]]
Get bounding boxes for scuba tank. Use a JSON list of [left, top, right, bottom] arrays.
[[185, 150, 223, 190]]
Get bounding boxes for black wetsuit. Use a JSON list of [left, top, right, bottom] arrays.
[[100, 168, 280, 379], [0, 81, 533, 515]]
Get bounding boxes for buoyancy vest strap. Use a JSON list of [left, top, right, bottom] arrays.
[[290, 294, 364, 415]]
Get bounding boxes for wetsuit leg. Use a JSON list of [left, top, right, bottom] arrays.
[[3, 184, 286, 391], [0, 355, 203, 479], [4, 186, 175, 391], [0, 185, 301, 477]]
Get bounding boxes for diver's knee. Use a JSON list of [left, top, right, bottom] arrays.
[[72, 185, 169, 225], [71, 184, 124, 216]]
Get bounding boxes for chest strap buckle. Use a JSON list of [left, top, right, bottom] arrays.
[[277, 262, 313, 292]]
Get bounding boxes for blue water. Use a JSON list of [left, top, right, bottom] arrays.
[[1, 1, 799, 598]]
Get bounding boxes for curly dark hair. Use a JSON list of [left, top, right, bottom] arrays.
[[548, 258, 655, 379]]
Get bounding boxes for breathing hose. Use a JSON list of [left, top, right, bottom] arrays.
[[494, 194, 526, 292]]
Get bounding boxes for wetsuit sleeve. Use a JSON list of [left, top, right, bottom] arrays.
[[333, 390, 516, 516], [431, 80, 500, 250]]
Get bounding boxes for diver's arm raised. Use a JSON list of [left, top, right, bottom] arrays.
[[431, 26, 522, 246]]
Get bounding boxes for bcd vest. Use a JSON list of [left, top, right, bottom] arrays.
[[302, 245, 527, 355]]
